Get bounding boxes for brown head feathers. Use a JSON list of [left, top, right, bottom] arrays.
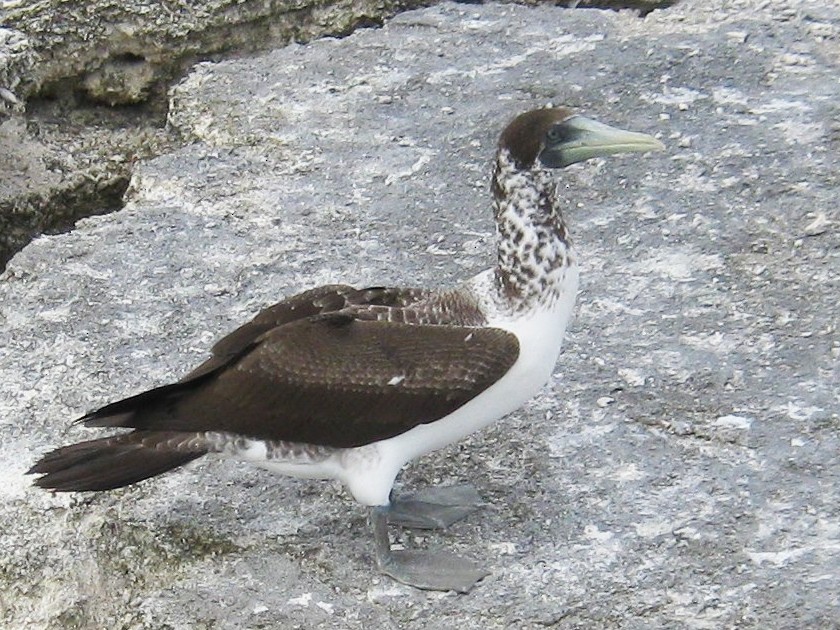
[[497, 108, 575, 169]]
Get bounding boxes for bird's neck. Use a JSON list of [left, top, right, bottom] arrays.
[[491, 149, 575, 311]]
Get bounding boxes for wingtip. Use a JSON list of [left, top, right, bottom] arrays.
[[27, 446, 65, 475]]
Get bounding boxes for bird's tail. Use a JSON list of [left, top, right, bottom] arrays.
[[28, 431, 208, 492]]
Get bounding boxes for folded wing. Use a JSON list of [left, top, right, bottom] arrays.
[[30, 284, 518, 491], [82, 312, 519, 448]]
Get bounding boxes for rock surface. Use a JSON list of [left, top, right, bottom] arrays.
[[2, 0, 839, 628], [1, 0, 424, 103], [0, 0, 435, 270], [0, 0, 676, 270]]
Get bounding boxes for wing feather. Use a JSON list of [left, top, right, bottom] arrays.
[[183, 284, 430, 379], [83, 314, 519, 448]]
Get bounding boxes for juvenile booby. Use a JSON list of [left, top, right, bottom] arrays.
[[29, 107, 663, 592]]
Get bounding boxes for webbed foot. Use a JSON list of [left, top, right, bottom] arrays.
[[387, 484, 484, 530], [371, 488, 489, 593]]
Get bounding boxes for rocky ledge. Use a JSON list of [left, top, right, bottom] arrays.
[[1, 1, 838, 628]]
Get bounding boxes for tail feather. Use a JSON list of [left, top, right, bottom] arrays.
[[28, 431, 208, 492]]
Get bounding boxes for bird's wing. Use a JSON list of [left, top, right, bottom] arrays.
[[81, 312, 519, 448], [185, 284, 432, 379]]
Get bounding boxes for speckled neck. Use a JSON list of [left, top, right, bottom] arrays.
[[491, 149, 575, 311]]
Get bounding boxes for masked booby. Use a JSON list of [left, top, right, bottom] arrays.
[[29, 107, 663, 592]]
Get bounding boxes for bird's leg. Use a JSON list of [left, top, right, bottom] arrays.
[[371, 504, 489, 593], [386, 484, 484, 530]]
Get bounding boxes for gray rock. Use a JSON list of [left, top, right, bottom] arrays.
[[1, 0, 430, 103], [0, 0, 435, 271], [551, 0, 676, 13], [0, 27, 32, 106], [0, 0, 676, 272], [2, 1, 839, 628]]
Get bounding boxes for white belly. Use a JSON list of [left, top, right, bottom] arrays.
[[338, 266, 579, 505], [241, 265, 579, 507]]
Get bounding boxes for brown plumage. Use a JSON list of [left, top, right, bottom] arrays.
[[29, 283, 518, 491]]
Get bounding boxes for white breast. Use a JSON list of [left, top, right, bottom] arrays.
[[243, 265, 579, 507], [338, 265, 580, 505]]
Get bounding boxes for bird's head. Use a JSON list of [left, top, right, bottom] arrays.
[[499, 107, 665, 170]]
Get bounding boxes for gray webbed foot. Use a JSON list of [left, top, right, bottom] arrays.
[[387, 484, 484, 530], [377, 546, 489, 594], [371, 487, 489, 593]]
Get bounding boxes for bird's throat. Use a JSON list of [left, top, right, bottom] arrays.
[[491, 150, 575, 311]]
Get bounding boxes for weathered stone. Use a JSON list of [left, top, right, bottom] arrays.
[[537, 0, 676, 14], [0, 26, 33, 106], [0, 0, 679, 271], [2, 0, 839, 628], [0, 0, 437, 271], [2, 0, 428, 103]]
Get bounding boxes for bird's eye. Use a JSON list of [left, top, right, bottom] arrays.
[[546, 123, 578, 146], [546, 125, 566, 143]]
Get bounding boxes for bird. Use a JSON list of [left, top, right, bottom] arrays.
[[29, 106, 663, 593]]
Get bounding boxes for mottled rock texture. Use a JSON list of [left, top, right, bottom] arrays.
[[2, 0, 838, 628], [0, 0, 676, 270], [0, 0, 435, 270]]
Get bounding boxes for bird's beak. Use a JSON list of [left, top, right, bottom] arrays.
[[540, 115, 665, 168]]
